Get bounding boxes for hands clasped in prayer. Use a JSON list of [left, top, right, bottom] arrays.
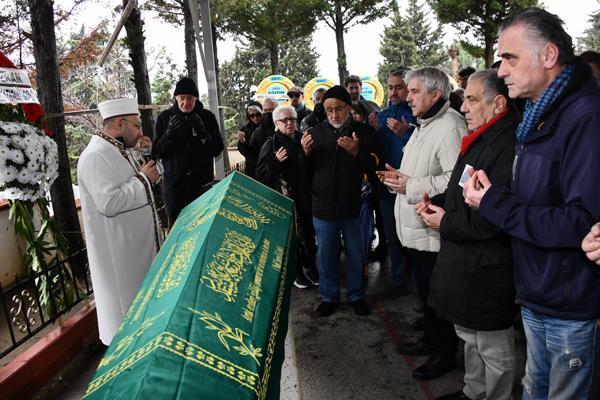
[[301, 130, 360, 157], [377, 163, 408, 194]]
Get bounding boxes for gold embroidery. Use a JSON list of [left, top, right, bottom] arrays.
[[226, 195, 272, 224], [189, 308, 263, 365], [83, 332, 260, 398], [99, 312, 165, 368], [156, 236, 197, 298], [271, 246, 284, 272], [218, 208, 258, 230], [242, 239, 269, 323], [200, 229, 255, 302]]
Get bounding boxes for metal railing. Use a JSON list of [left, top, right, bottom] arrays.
[[0, 248, 93, 359]]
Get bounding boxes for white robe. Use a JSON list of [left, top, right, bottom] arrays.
[[77, 134, 162, 345]]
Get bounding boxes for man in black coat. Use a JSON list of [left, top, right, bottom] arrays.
[[301, 85, 377, 317], [418, 70, 518, 400], [153, 77, 224, 227]]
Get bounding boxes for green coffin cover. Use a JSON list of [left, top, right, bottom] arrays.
[[84, 172, 297, 400]]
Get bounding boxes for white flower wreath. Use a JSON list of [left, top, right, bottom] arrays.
[[0, 121, 58, 201]]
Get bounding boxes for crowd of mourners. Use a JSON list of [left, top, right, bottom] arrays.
[[232, 8, 600, 400], [77, 6, 600, 400]]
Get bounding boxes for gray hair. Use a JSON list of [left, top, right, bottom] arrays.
[[500, 7, 574, 65], [405, 67, 452, 100], [273, 105, 297, 122], [469, 69, 510, 104]]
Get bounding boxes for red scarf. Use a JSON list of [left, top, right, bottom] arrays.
[[460, 111, 509, 156]]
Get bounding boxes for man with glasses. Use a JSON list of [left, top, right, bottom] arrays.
[[287, 86, 311, 126], [78, 98, 163, 345], [153, 77, 224, 227], [301, 85, 377, 317]]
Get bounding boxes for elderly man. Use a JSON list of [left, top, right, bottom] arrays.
[[78, 98, 162, 345], [301, 85, 377, 317], [368, 67, 416, 293], [153, 77, 224, 227], [380, 67, 466, 380], [464, 8, 600, 399], [287, 86, 311, 125], [421, 70, 518, 400]]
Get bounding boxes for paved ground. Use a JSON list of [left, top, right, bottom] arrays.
[[37, 257, 527, 400]]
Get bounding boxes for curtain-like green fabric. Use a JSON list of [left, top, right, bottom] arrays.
[[84, 172, 297, 400]]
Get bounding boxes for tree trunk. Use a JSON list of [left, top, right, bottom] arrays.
[[183, 0, 198, 80], [122, 1, 154, 137], [268, 41, 280, 74], [484, 37, 494, 68], [334, 4, 348, 85], [28, 0, 86, 277]]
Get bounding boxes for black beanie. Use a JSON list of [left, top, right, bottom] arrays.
[[322, 85, 352, 105], [174, 77, 199, 97]]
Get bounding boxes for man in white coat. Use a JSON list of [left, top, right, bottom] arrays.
[[78, 98, 162, 345], [379, 67, 467, 381]]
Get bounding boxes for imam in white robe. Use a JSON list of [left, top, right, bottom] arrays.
[[77, 133, 162, 345]]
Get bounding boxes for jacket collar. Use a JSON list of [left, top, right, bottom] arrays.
[[525, 58, 598, 143], [417, 100, 450, 127], [460, 110, 515, 155]]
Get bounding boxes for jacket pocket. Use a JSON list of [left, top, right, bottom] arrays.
[[561, 258, 572, 307]]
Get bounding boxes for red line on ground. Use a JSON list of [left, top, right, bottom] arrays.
[[372, 302, 435, 400]]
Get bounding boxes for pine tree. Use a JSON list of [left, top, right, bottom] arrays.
[[579, 9, 600, 52], [378, 0, 446, 82], [219, 36, 319, 145]]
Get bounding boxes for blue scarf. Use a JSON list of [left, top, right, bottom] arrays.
[[516, 64, 575, 143]]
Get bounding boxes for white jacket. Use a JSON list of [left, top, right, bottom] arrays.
[[394, 101, 467, 252]]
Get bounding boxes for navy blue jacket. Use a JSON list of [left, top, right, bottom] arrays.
[[480, 60, 600, 320], [376, 102, 415, 201]]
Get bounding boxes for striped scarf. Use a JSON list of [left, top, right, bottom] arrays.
[[515, 64, 575, 143]]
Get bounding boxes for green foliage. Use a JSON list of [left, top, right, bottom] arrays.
[[378, 0, 447, 82], [151, 50, 185, 106], [579, 9, 600, 52], [219, 37, 319, 146], [219, 0, 323, 72], [428, 0, 539, 67]]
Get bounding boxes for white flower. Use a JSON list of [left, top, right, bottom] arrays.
[[8, 148, 25, 164], [1, 165, 18, 183]]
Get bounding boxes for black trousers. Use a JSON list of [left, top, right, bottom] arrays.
[[406, 249, 458, 361]]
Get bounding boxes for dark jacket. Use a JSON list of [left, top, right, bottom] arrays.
[[302, 118, 377, 219], [429, 112, 518, 331], [237, 120, 260, 178], [256, 130, 304, 202], [480, 59, 600, 320], [153, 100, 224, 223], [295, 103, 312, 125]]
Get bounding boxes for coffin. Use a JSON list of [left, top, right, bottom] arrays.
[[84, 172, 297, 400]]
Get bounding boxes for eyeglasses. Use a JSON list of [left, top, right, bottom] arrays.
[[122, 119, 142, 129], [248, 113, 262, 118], [276, 117, 297, 124], [288, 93, 301, 99], [325, 105, 348, 115]]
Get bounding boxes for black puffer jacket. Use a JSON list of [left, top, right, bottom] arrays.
[[153, 100, 224, 223], [302, 118, 377, 219], [428, 112, 518, 331]]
